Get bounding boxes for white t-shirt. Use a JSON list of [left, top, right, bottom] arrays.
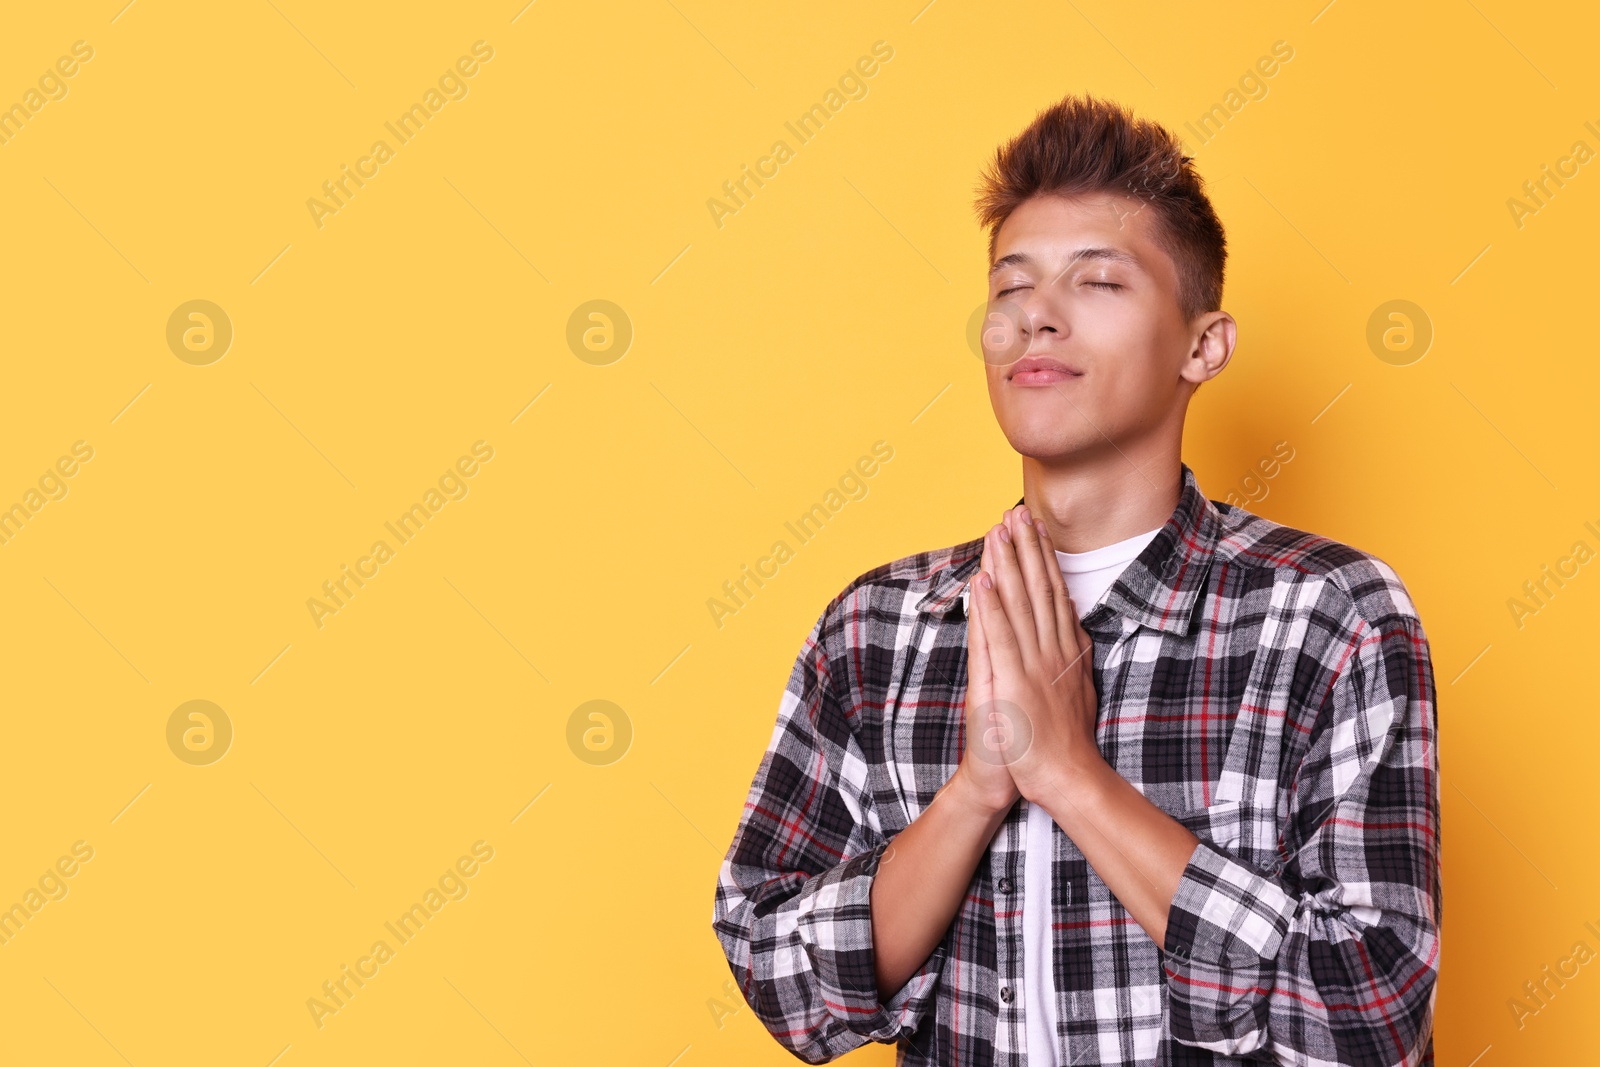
[[1023, 524, 1164, 1066]]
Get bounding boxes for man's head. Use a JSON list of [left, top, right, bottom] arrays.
[[973, 93, 1235, 467]]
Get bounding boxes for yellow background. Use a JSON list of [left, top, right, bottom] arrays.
[[0, 0, 1593, 1063]]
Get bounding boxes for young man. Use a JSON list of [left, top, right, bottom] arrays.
[[712, 94, 1441, 1067]]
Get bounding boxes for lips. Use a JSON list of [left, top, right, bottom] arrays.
[[1008, 356, 1083, 386]]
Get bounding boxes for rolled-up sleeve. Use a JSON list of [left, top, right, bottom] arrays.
[[1162, 608, 1441, 1067], [712, 602, 946, 1064]]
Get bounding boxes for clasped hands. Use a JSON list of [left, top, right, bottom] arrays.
[[955, 504, 1107, 817]]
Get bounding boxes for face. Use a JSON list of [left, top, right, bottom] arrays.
[[981, 191, 1224, 464]]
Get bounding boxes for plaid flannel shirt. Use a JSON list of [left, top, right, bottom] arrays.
[[712, 462, 1441, 1066]]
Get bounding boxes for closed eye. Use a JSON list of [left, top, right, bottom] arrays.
[[998, 282, 1121, 296]]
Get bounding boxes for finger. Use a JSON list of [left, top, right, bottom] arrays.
[[1007, 506, 1062, 659], [1033, 520, 1077, 650], [1053, 603, 1098, 701], [1070, 608, 1097, 674], [975, 538, 1024, 679], [987, 516, 1039, 667], [1069, 610, 1099, 714], [1030, 518, 1081, 675], [966, 545, 994, 705]]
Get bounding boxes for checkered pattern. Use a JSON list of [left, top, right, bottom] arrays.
[[712, 463, 1441, 1066]]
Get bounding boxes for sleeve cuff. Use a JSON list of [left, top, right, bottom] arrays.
[[794, 840, 947, 1042], [1163, 839, 1296, 969]]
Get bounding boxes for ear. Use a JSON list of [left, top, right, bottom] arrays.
[[1179, 310, 1236, 387]]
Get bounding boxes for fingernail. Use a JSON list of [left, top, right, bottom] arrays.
[[998, 524, 1011, 543], [1018, 505, 1032, 525], [981, 571, 993, 589]]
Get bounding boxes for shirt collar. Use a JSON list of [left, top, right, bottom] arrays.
[[914, 462, 1223, 637]]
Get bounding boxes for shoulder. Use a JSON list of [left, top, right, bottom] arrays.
[[841, 535, 982, 600], [1209, 499, 1423, 633], [1211, 502, 1435, 728], [807, 534, 983, 651]]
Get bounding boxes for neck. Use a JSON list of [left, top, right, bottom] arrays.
[[1020, 447, 1182, 555]]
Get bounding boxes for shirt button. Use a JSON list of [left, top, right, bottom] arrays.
[[1000, 986, 1014, 1003], [997, 877, 1013, 893]]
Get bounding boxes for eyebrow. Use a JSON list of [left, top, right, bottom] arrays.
[[987, 246, 1143, 278]]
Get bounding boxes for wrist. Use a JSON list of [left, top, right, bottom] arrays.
[[1063, 741, 1110, 782], [1033, 748, 1114, 825], [946, 764, 1015, 822]]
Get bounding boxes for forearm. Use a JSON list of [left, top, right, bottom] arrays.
[[870, 767, 1010, 999], [1035, 752, 1199, 947]]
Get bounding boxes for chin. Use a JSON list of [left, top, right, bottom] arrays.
[[994, 403, 1090, 452], [999, 424, 1096, 462]]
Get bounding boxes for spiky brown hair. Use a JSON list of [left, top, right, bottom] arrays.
[[974, 94, 1227, 320]]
